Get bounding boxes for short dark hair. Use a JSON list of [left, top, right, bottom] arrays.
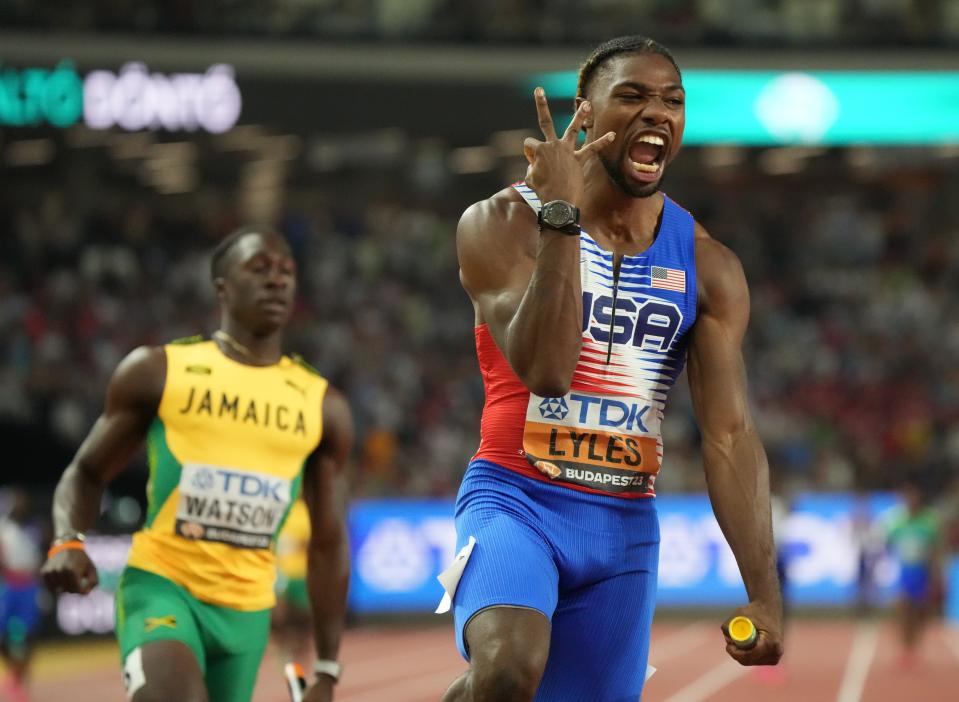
[[576, 35, 681, 100], [210, 225, 274, 280]]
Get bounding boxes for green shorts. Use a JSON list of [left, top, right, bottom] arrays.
[[115, 566, 270, 702]]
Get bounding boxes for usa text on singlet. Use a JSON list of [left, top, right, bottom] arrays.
[[471, 183, 698, 498]]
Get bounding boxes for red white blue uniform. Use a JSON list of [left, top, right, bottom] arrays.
[[445, 184, 700, 701]]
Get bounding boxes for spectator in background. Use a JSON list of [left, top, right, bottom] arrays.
[[0, 489, 44, 702], [884, 479, 945, 668]]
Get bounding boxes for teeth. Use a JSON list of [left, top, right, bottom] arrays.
[[637, 134, 665, 146], [632, 161, 660, 173]]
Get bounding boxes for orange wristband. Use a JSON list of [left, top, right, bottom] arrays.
[[47, 541, 85, 559]]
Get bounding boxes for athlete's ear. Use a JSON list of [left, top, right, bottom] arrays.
[[213, 276, 227, 303], [574, 96, 593, 131]]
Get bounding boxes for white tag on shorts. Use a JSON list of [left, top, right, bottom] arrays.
[[645, 664, 657, 682], [435, 536, 477, 614], [122, 647, 146, 699]]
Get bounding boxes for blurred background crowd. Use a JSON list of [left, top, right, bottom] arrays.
[[3, 148, 957, 503], [4, 0, 959, 45]]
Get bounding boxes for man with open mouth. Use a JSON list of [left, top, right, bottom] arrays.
[[442, 35, 784, 701]]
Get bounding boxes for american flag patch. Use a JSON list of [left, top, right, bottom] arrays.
[[650, 266, 686, 292]]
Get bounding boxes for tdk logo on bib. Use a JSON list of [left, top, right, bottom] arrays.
[[190, 467, 290, 502], [539, 397, 569, 420], [539, 393, 651, 434], [570, 394, 651, 433]]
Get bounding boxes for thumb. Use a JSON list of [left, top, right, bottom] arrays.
[[523, 137, 540, 164]]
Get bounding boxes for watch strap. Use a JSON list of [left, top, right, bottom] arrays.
[[314, 659, 343, 682]]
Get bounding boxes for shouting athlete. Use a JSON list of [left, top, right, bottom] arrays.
[[442, 36, 783, 702], [41, 227, 352, 702]]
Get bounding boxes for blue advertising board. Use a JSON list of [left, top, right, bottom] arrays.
[[348, 499, 458, 613], [347, 493, 903, 613]]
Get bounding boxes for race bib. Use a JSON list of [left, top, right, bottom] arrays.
[[175, 464, 292, 549], [522, 391, 660, 494]]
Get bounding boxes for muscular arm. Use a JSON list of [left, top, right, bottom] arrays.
[[42, 346, 164, 595], [302, 386, 353, 672], [688, 233, 782, 663], [51, 346, 165, 539], [457, 191, 582, 397]]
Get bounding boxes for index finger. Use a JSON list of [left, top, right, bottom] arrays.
[[533, 87, 558, 141]]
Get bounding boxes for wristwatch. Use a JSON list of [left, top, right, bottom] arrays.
[[314, 659, 343, 682], [537, 200, 581, 236]]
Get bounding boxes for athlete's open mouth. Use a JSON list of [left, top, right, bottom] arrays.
[[628, 133, 667, 179]]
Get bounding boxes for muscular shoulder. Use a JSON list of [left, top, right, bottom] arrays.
[[692, 222, 748, 321], [107, 345, 167, 415], [458, 187, 537, 256], [320, 384, 353, 463], [457, 187, 537, 298]]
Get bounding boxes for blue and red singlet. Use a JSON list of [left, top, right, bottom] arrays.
[[445, 183, 700, 702], [473, 182, 698, 498]]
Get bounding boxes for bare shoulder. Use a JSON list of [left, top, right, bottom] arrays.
[[320, 384, 353, 459], [322, 385, 352, 430], [694, 222, 749, 314], [107, 345, 167, 414], [457, 186, 538, 299], [457, 186, 536, 255]]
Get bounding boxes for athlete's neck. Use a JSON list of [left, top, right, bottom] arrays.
[[579, 164, 664, 248], [215, 318, 283, 366]]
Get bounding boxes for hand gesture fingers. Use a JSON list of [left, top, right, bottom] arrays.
[[533, 87, 558, 141], [576, 130, 616, 158], [523, 137, 540, 164], [524, 88, 614, 204], [561, 100, 592, 143]]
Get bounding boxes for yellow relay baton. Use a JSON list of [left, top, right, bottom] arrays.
[[727, 616, 758, 650]]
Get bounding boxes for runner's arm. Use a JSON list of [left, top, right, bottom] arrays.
[[302, 386, 353, 675], [51, 346, 166, 538], [457, 193, 583, 396], [688, 235, 783, 664], [43, 346, 164, 594]]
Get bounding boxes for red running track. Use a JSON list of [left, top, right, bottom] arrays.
[[12, 618, 959, 702]]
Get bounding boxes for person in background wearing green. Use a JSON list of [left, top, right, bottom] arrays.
[[885, 479, 945, 668]]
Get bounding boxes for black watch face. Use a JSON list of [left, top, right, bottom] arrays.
[[544, 201, 573, 227]]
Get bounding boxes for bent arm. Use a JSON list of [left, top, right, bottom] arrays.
[[302, 386, 353, 667], [51, 346, 165, 538], [688, 240, 781, 608], [457, 194, 582, 396]]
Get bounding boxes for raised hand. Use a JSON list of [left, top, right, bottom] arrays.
[[523, 87, 615, 205]]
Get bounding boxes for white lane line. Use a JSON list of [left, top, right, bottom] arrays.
[[659, 660, 747, 702], [835, 620, 880, 702], [649, 622, 712, 665]]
